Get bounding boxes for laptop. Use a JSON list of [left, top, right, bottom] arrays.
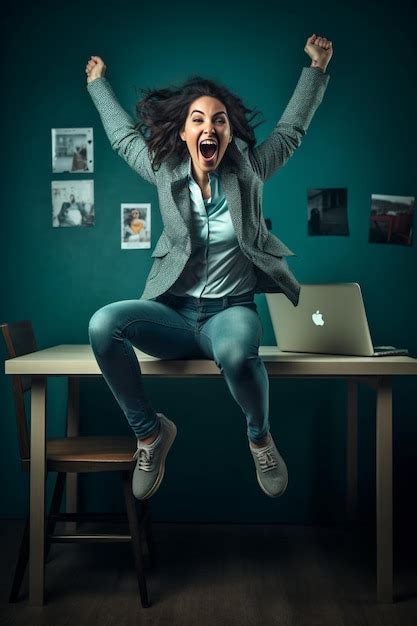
[[265, 283, 409, 357]]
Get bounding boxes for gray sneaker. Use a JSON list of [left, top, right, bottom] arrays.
[[249, 434, 288, 498], [132, 413, 177, 500]]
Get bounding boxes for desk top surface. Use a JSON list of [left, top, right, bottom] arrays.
[[4, 345, 417, 376]]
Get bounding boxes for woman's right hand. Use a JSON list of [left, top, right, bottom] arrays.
[[85, 56, 107, 83]]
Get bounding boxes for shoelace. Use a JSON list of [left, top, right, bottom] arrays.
[[253, 444, 278, 472], [133, 446, 156, 472]]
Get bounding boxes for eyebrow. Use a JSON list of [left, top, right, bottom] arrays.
[[191, 109, 227, 117]]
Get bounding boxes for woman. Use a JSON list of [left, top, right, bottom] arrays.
[[124, 208, 147, 242], [86, 34, 333, 501]]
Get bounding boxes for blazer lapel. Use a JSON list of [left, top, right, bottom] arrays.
[[170, 160, 192, 230], [220, 167, 243, 243]]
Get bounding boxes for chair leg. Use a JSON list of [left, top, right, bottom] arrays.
[[45, 472, 66, 563], [122, 471, 150, 608], [9, 515, 30, 602], [142, 499, 157, 571], [9, 472, 65, 602]]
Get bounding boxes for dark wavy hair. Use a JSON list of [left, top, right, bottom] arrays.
[[134, 75, 265, 172]]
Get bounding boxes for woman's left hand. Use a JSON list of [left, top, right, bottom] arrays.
[[304, 34, 333, 70]]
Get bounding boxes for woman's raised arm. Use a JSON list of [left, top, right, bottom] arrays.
[[85, 56, 157, 186], [248, 35, 333, 182]]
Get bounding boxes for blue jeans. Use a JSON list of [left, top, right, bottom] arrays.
[[88, 290, 269, 444]]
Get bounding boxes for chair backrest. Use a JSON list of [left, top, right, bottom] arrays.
[[1, 321, 38, 461]]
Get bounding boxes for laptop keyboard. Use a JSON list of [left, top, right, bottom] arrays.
[[373, 346, 409, 357]]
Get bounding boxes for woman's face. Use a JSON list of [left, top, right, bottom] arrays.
[[180, 96, 232, 181]]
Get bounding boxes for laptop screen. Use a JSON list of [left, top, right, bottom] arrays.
[[265, 283, 375, 356]]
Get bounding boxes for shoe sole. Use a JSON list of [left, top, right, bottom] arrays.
[[140, 418, 177, 500]]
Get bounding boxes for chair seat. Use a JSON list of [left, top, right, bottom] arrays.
[[22, 436, 138, 472], [48, 435, 137, 461]]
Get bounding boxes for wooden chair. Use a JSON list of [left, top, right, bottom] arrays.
[[1, 320, 156, 607]]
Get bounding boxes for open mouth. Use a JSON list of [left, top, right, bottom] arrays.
[[199, 139, 218, 162]]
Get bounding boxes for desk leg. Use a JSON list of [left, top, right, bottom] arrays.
[[346, 380, 358, 521], [376, 377, 393, 603], [66, 378, 79, 532], [30, 376, 47, 606]]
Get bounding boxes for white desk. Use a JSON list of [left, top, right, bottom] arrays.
[[5, 344, 417, 605]]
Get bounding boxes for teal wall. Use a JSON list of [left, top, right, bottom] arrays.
[[1, 0, 416, 523]]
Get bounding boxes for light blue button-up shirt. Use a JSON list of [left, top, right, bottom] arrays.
[[168, 158, 257, 298]]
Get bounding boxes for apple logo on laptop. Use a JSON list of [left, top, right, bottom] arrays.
[[312, 310, 325, 326]]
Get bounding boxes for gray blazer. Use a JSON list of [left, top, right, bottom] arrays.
[[87, 67, 330, 306]]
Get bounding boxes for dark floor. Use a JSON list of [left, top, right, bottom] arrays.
[[0, 519, 416, 626]]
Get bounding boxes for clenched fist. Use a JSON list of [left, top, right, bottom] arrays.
[[304, 34, 333, 71], [85, 56, 107, 83]]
